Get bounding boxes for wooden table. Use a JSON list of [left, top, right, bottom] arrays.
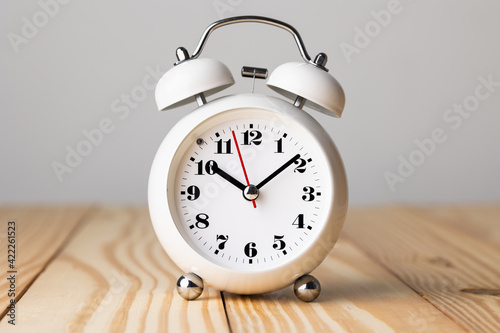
[[0, 205, 499, 332]]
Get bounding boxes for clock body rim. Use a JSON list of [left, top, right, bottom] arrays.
[[148, 93, 348, 294]]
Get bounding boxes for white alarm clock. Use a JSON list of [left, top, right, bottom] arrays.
[[149, 16, 347, 302]]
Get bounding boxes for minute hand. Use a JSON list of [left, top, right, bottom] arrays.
[[256, 154, 301, 189]]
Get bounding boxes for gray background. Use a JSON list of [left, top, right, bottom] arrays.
[[2, 0, 499, 206]]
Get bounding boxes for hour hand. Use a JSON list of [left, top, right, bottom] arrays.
[[212, 162, 246, 191]]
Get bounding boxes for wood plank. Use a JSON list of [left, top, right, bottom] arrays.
[[223, 236, 464, 332], [343, 207, 500, 333], [412, 205, 500, 246], [0, 206, 92, 319], [0, 207, 229, 332]]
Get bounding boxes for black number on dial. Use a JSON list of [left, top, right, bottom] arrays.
[[244, 242, 257, 257], [184, 185, 200, 201], [273, 235, 286, 250], [242, 130, 262, 145], [302, 186, 315, 201], [294, 158, 307, 173], [216, 235, 229, 250], [195, 213, 210, 229], [215, 139, 232, 154], [275, 138, 284, 153], [195, 160, 217, 175], [292, 214, 305, 229]]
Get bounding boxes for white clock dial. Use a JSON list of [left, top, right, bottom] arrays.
[[169, 108, 332, 271]]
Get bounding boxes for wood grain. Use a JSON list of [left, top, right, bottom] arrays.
[[343, 207, 500, 333], [223, 237, 464, 332], [0, 207, 229, 333], [1, 205, 499, 332], [0, 206, 92, 318], [412, 205, 500, 246]]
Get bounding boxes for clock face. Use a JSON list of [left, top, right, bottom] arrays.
[[168, 108, 333, 271]]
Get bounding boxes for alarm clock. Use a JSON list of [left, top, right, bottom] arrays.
[[149, 16, 347, 302]]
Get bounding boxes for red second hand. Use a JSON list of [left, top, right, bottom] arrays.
[[232, 130, 256, 208]]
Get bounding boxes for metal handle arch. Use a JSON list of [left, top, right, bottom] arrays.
[[187, 16, 317, 66]]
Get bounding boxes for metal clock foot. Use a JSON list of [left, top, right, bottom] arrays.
[[294, 275, 321, 302], [176, 273, 204, 300]]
